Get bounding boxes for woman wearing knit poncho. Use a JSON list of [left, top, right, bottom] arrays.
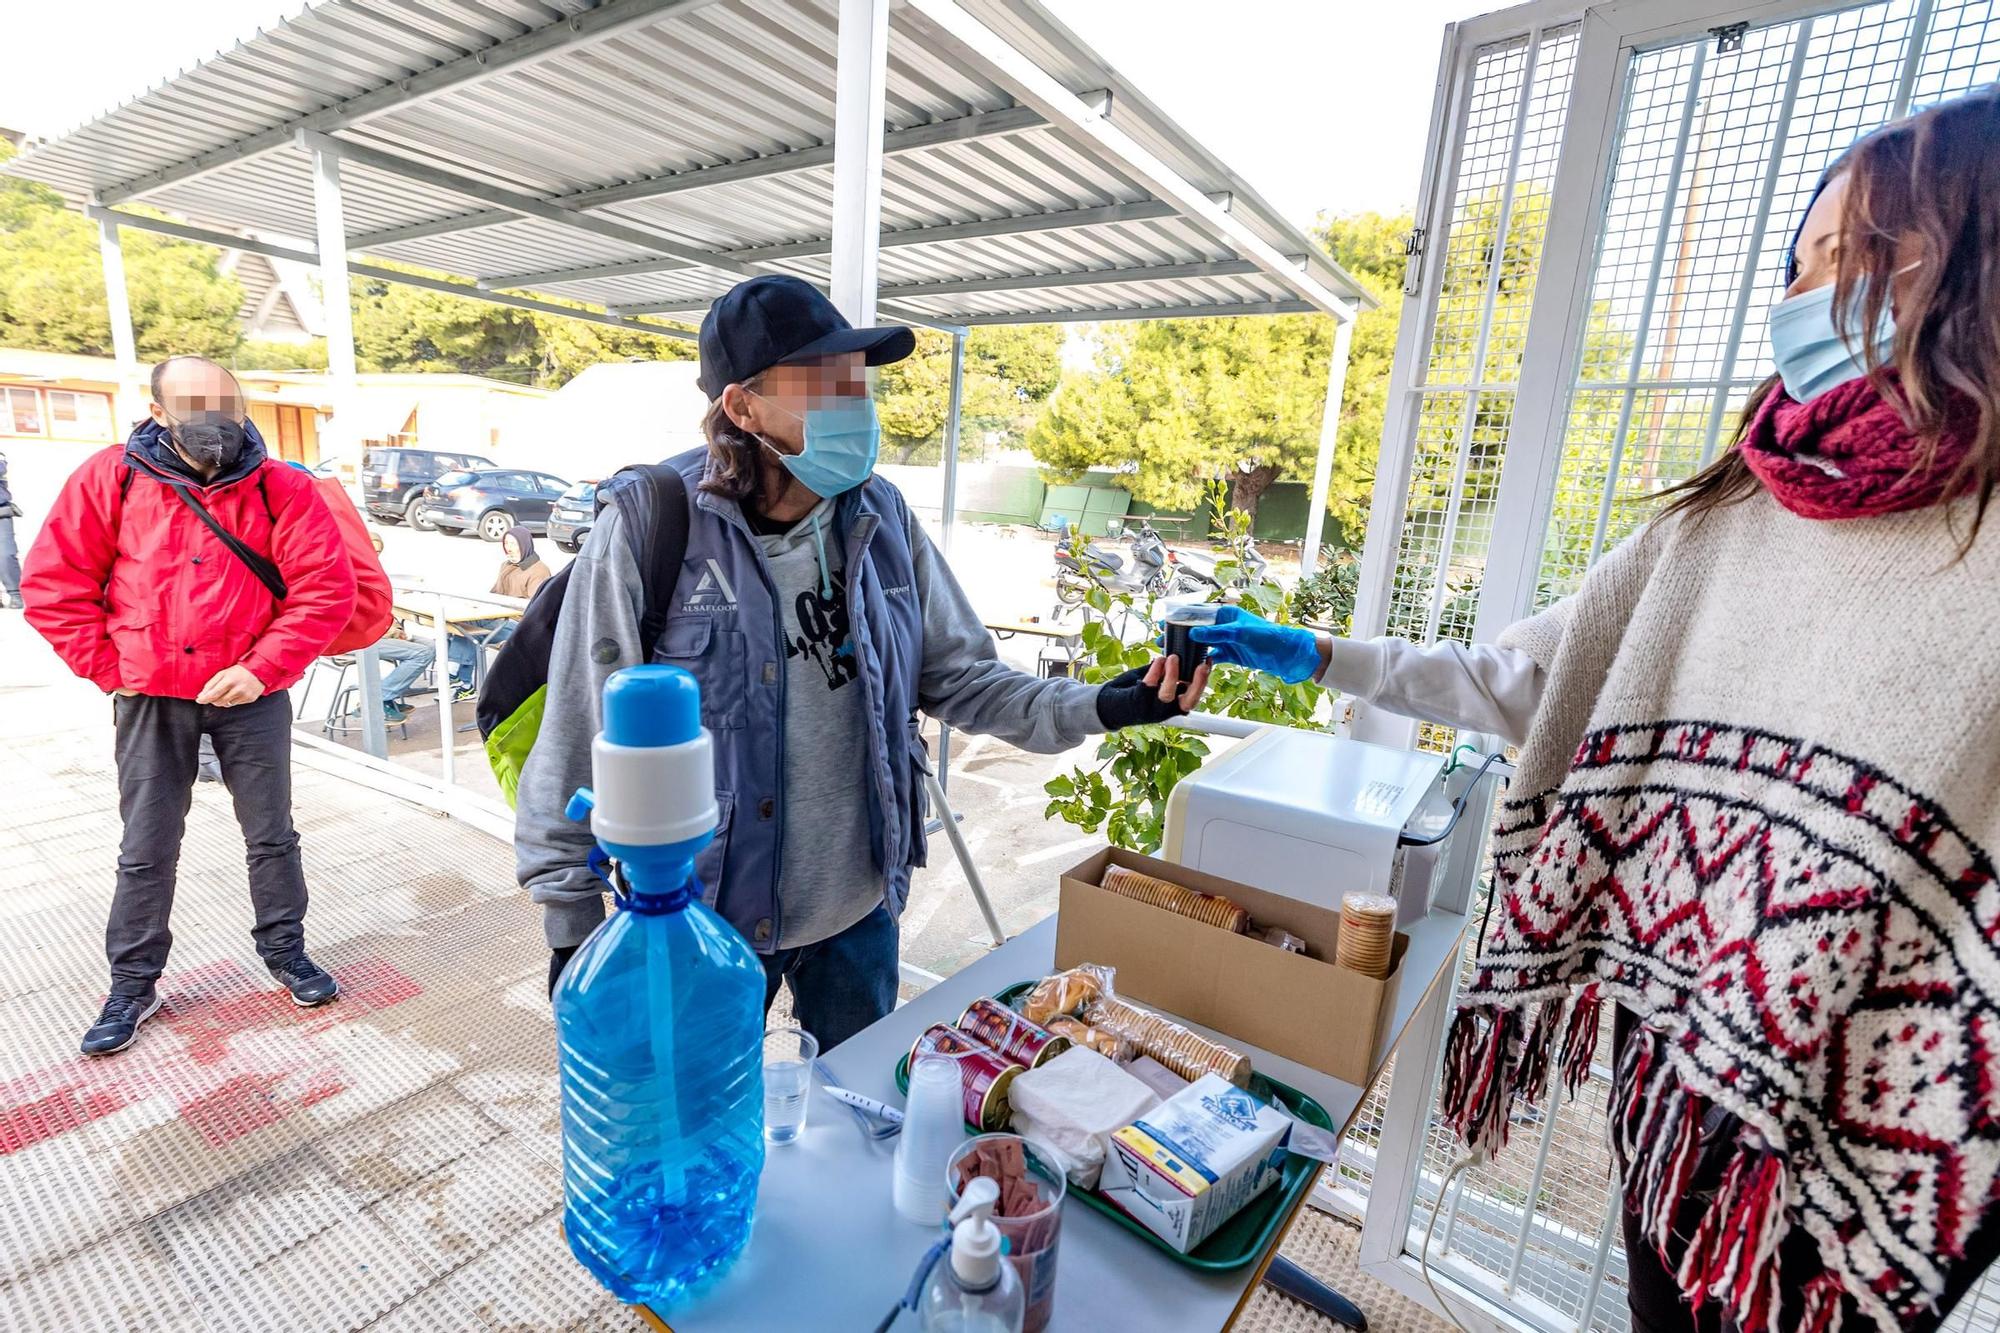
[[1192, 88, 2000, 1332]]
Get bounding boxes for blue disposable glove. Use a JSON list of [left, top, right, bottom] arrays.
[[1190, 605, 1322, 684]]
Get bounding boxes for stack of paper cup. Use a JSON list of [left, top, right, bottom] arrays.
[[1338, 892, 1397, 979], [893, 1056, 967, 1224]]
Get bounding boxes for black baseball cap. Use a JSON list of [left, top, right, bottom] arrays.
[[696, 275, 916, 399]]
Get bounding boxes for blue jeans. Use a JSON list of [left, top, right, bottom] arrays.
[[447, 618, 515, 682], [374, 639, 435, 702], [761, 903, 898, 1051]]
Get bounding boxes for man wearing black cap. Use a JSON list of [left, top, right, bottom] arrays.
[[516, 276, 1206, 1048]]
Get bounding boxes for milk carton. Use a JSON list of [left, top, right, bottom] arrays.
[[1099, 1074, 1291, 1252]]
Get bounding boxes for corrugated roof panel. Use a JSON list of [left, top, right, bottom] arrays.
[[374, 216, 656, 277], [4, 0, 1373, 324], [523, 269, 736, 310]]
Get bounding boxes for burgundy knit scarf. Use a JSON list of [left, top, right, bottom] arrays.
[[1740, 375, 1980, 520]]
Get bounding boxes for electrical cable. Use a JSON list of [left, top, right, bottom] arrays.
[[1420, 1152, 1484, 1333], [1398, 749, 1506, 848]]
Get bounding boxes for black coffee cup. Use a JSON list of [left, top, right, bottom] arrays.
[[1162, 607, 1218, 692]]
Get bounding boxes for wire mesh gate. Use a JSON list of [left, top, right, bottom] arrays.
[[1345, 1, 2000, 1328]]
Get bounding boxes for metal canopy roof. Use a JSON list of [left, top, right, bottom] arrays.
[[7, 0, 1374, 334]]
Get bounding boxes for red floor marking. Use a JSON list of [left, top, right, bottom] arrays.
[[0, 957, 423, 1155]]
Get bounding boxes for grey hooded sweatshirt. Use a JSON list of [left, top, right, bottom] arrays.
[[516, 467, 1103, 953]]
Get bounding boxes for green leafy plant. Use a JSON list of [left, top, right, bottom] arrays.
[[1290, 548, 1360, 634], [1044, 503, 1329, 854]]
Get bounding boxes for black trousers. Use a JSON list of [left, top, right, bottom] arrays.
[[1615, 1006, 1997, 1333], [108, 690, 308, 996]]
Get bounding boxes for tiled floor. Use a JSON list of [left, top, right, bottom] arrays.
[[0, 677, 1442, 1333]]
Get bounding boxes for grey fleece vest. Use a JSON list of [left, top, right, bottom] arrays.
[[647, 449, 927, 952]]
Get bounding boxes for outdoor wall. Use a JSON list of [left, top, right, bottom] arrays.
[[875, 460, 1321, 543]]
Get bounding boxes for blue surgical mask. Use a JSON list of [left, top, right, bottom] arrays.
[[1768, 276, 1897, 403], [753, 395, 880, 498]]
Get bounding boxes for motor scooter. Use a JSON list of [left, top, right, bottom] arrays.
[[1169, 533, 1269, 590]]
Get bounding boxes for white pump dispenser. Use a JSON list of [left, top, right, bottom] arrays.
[[920, 1177, 1025, 1332], [950, 1178, 1004, 1288]]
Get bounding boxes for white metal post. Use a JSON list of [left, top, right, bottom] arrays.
[[1890, 0, 1942, 118], [1300, 316, 1355, 576], [1423, 28, 1543, 646], [831, 0, 891, 326], [1347, 24, 1476, 751], [309, 141, 359, 489], [1586, 43, 1707, 568], [1351, 23, 1475, 647], [1466, 10, 1631, 642], [432, 594, 456, 789], [1700, 20, 1812, 463], [941, 329, 966, 555], [356, 644, 388, 759], [95, 214, 145, 425], [1574, 1174, 1626, 1330]]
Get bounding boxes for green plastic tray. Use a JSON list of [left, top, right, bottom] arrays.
[[893, 980, 1331, 1272]]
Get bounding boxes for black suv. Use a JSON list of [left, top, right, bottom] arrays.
[[362, 447, 498, 529]]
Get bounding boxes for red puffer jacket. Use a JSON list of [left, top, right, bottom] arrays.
[[23, 422, 357, 699]]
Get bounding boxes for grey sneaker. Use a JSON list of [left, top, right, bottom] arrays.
[[81, 990, 163, 1055]]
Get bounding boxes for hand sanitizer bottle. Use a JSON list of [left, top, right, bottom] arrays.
[[920, 1177, 1026, 1333]]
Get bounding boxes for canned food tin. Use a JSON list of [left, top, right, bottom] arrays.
[[911, 1024, 1024, 1131], [957, 997, 1072, 1069]]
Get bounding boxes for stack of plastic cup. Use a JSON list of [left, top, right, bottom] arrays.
[[894, 1056, 967, 1224]]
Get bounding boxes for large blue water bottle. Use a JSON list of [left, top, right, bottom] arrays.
[[555, 665, 766, 1307]]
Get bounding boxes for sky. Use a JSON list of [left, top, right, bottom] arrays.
[[0, 0, 1480, 225]]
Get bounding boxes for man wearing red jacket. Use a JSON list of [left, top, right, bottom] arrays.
[[23, 356, 358, 1055]]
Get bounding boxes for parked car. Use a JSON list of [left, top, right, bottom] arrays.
[[548, 481, 598, 552], [420, 469, 572, 541], [361, 447, 498, 529]]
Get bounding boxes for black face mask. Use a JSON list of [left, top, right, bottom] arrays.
[[165, 410, 247, 470]]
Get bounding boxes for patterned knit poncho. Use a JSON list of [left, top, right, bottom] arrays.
[[1442, 490, 2000, 1331]]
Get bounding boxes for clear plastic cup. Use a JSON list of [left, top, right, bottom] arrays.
[[945, 1133, 1068, 1333], [895, 1056, 966, 1224], [762, 1025, 817, 1144]]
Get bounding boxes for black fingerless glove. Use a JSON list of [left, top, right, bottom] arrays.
[[548, 944, 578, 999], [1094, 664, 1188, 731]]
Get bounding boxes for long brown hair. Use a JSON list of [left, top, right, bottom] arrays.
[[1661, 85, 2000, 545], [698, 375, 767, 506]]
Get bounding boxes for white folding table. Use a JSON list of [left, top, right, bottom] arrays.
[[635, 909, 1469, 1332]]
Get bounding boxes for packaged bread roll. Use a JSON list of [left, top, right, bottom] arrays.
[[1046, 1015, 1139, 1063], [1022, 965, 1110, 1025], [1101, 865, 1250, 934], [1081, 995, 1252, 1088]]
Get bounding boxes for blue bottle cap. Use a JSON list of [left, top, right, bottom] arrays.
[[602, 664, 701, 749]]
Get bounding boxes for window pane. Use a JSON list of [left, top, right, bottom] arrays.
[[7, 388, 43, 435], [74, 392, 114, 440]]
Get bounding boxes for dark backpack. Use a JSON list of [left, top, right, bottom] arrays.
[[477, 463, 690, 806]]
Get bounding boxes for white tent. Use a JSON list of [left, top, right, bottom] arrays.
[[507, 361, 708, 483]]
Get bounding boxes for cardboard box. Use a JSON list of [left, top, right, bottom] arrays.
[[1099, 1073, 1291, 1252], [1056, 847, 1406, 1085]]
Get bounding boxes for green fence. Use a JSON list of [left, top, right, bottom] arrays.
[[922, 463, 1324, 542]]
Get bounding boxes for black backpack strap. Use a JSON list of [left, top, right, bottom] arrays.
[[169, 483, 289, 600], [598, 463, 691, 660]]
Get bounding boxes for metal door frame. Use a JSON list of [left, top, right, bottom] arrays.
[[1346, 0, 1957, 1326]]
